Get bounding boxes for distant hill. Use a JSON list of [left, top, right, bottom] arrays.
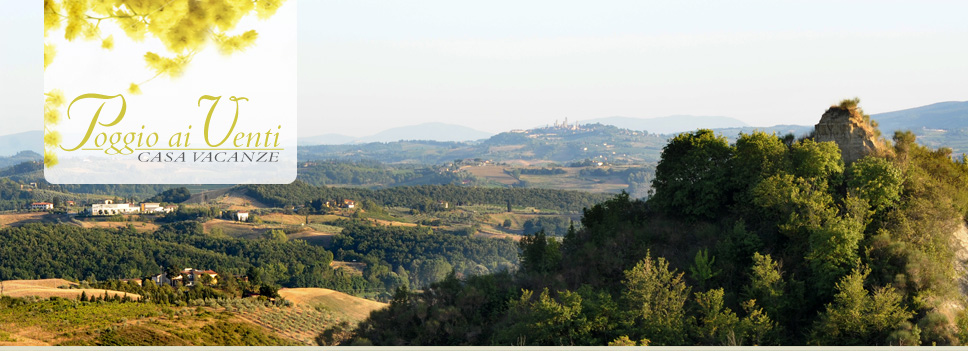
[[361, 122, 493, 143], [299, 123, 667, 165], [299, 123, 493, 145], [868, 101, 968, 155], [298, 133, 359, 146], [582, 115, 748, 134], [0, 131, 42, 157], [0, 150, 42, 169], [871, 101, 968, 133]]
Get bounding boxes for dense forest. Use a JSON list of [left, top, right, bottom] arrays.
[[0, 222, 349, 290], [0, 178, 32, 211], [243, 182, 611, 213], [0, 218, 519, 301], [330, 220, 518, 289], [336, 107, 968, 346], [296, 159, 475, 187]]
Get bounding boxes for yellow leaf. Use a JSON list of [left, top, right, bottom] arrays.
[[44, 151, 58, 168], [256, 0, 286, 20], [44, 131, 62, 147], [101, 35, 114, 50], [43, 0, 62, 36], [45, 89, 65, 107], [44, 43, 57, 70], [128, 83, 142, 95], [44, 108, 62, 125]]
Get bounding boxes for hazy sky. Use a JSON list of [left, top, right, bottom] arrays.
[[7, 0, 968, 138]]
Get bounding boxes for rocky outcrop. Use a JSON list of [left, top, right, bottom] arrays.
[[814, 106, 885, 164]]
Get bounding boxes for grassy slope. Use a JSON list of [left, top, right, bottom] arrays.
[[0, 280, 387, 346]]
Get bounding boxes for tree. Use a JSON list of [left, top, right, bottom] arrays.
[[621, 252, 691, 345], [810, 266, 914, 345], [807, 215, 864, 297], [496, 288, 588, 345], [519, 230, 561, 275], [264, 229, 288, 242], [650, 129, 732, 219], [163, 265, 181, 287], [259, 285, 280, 299], [688, 249, 721, 291], [316, 321, 352, 346], [788, 139, 844, 182], [691, 288, 739, 345], [245, 266, 263, 286], [744, 253, 785, 320], [847, 156, 903, 212], [731, 132, 788, 191]]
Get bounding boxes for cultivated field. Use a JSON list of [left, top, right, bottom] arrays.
[[288, 229, 337, 248], [0, 212, 57, 227], [279, 288, 386, 321], [202, 219, 273, 240], [462, 165, 518, 185], [78, 220, 159, 232], [329, 261, 366, 275], [0, 279, 140, 301], [232, 288, 387, 345]]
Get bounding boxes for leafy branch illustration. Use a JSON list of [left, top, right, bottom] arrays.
[[43, 0, 286, 168]]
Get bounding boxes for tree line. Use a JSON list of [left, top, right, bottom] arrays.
[[243, 182, 611, 213]]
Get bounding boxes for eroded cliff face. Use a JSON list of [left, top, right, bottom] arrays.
[[814, 106, 885, 164]]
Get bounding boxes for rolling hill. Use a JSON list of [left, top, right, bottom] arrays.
[[582, 115, 748, 134], [872, 101, 968, 133], [299, 123, 494, 145], [0, 131, 42, 157]]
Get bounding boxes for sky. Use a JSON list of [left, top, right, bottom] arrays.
[[5, 0, 968, 138]]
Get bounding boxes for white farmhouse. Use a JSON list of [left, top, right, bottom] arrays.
[[30, 202, 54, 210], [91, 200, 139, 215]]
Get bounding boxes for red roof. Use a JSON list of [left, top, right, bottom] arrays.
[[31, 202, 53, 205]]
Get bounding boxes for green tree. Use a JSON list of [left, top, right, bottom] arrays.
[[788, 139, 844, 182], [744, 253, 784, 320], [688, 249, 721, 291], [497, 288, 588, 345], [730, 132, 789, 207], [264, 229, 288, 242], [807, 214, 864, 297], [737, 299, 778, 345], [316, 321, 352, 346], [519, 230, 561, 275], [650, 129, 733, 219], [810, 266, 914, 345], [691, 288, 739, 345], [847, 156, 903, 212], [621, 252, 690, 345]]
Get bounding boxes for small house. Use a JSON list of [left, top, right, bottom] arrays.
[[30, 202, 53, 210]]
